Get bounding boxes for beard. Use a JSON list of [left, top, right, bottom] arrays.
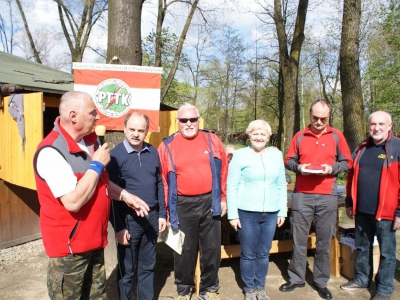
[[371, 132, 387, 142], [181, 128, 198, 138]]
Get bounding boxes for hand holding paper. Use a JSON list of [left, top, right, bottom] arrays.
[[159, 225, 185, 255]]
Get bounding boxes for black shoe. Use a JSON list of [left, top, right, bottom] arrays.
[[279, 282, 306, 292], [312, 283, 332, 299]]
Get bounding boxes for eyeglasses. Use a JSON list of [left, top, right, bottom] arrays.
[[178, 117, 200, 123], [312, 115, 329, 124]]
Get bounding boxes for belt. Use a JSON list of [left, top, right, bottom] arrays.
[[148, 204, 158, 212], [178, 192, 211, 198], [120, 204, 158, 216]]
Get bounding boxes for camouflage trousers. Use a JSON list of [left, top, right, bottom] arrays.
[[47, 248, 107, 300]]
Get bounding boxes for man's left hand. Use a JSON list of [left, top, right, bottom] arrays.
[[221, 202, 227, 217], [159, 218, 167, 232], [393, 216, 400, 230]]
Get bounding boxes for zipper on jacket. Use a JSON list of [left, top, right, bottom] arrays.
[[67, 218, 81, 255], [104, 182, 109, 197], [261, 154, 266, 212]]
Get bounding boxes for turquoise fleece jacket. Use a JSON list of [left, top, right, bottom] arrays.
[[227, 146, 287, 219]]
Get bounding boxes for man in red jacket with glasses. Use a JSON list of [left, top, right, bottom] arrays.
[[158, 103, 228, 300], [280, 99, 352, 299]]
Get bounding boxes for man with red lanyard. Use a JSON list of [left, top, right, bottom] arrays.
[[158, 103, 228, 300], [280, 99, 352, 299]]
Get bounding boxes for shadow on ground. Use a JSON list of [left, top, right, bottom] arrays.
[[105, 242, 176, 300]]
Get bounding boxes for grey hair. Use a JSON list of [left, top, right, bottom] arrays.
[[309, 99, 331, 114], [368, 111, 392, 124], [177, 102, 200, 118], [59, 91, 92, 122], [246, 120, 272, 138]]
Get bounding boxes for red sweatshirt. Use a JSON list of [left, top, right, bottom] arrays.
[[285, 125, 352, 195]]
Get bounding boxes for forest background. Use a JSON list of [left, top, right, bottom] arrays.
[[1, 0, 399, 153]]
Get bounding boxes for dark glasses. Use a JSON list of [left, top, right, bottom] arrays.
[[312, 115, 329, 123], [178, 117, 199, 123]]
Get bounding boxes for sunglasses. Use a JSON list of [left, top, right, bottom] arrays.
[[178, 117, 200, 123], [312, 115, 329, 124]]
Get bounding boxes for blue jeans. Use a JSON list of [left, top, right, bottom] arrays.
[[238, 209, 278, 292], [354, 212, 396, 297], [117, 210, 158, 300]]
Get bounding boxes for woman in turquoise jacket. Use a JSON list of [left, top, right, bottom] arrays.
[[227, 120, 287, 300]]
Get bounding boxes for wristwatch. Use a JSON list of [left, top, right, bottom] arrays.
[[120, 190, 127, 202]]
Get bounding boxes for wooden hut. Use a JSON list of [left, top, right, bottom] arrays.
[[0, 52, 179, 249]]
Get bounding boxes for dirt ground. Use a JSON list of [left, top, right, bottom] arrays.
[[1, 219, 400, 300]]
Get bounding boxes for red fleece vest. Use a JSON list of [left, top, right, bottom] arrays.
[[33, 118, 110, 257]]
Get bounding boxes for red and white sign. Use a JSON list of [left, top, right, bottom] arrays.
[[73, 63, 163, 132]]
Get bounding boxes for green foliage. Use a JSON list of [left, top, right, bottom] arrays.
[[162, 79, 194, 108], [337, 172, 347, 186], [142, 27, 193, 107], [223, 141, 248, 150], [142, 27, 190, 73], [364, 1, 400, 119]]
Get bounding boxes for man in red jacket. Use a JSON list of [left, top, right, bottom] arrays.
[[280, 99, 352, 299], [158, 103, 228, 300], [340, 111, 400, 300], [34, 91, 149, 299]]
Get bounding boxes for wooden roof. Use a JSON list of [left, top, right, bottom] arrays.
[[0, 51, 176, 110], [0, 51, 73, 94]]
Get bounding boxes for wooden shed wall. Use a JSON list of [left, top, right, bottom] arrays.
[[0, 92, 181, 249], [0, 93, 43, 190], [0, 92, 47, 249], [146, 110, 178, 147], [0, 179, 41, 249]]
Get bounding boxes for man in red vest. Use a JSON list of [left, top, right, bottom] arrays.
[[33, 91, 149, 299]]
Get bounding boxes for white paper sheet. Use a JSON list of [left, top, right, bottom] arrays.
[[159, 226, 185, 255]]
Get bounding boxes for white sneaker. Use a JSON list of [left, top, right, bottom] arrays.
[[255, 289, 269, 300]]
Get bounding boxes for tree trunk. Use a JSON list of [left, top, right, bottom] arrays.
[[107, 0, 143, 65], [340, 0, 365, 150], [276, 66, 285, 150], [15, 0, 42, 63], [274, 0, 308, 155], [155, 0, 166, 67], [316, 55, 333, 126], [160, 0, 200, 102], [56, 0, 105, 64]]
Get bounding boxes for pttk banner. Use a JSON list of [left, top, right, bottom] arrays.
[[73, 63, 163, 132]]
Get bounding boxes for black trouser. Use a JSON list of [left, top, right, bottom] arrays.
[[174, 193, 221, 296]]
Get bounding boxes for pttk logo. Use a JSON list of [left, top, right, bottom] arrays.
[[95, 79, 131, 118]]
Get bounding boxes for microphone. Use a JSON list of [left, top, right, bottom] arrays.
[[95, 125, 106, 146]]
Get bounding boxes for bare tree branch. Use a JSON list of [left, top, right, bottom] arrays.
[[15, 0, 42, 63]]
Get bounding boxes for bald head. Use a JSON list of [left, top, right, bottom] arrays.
[[368, 111, 393, 144], [58, 91, 99, 141], [59, 91, 93, 122], [368, 111, 392, 124]]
